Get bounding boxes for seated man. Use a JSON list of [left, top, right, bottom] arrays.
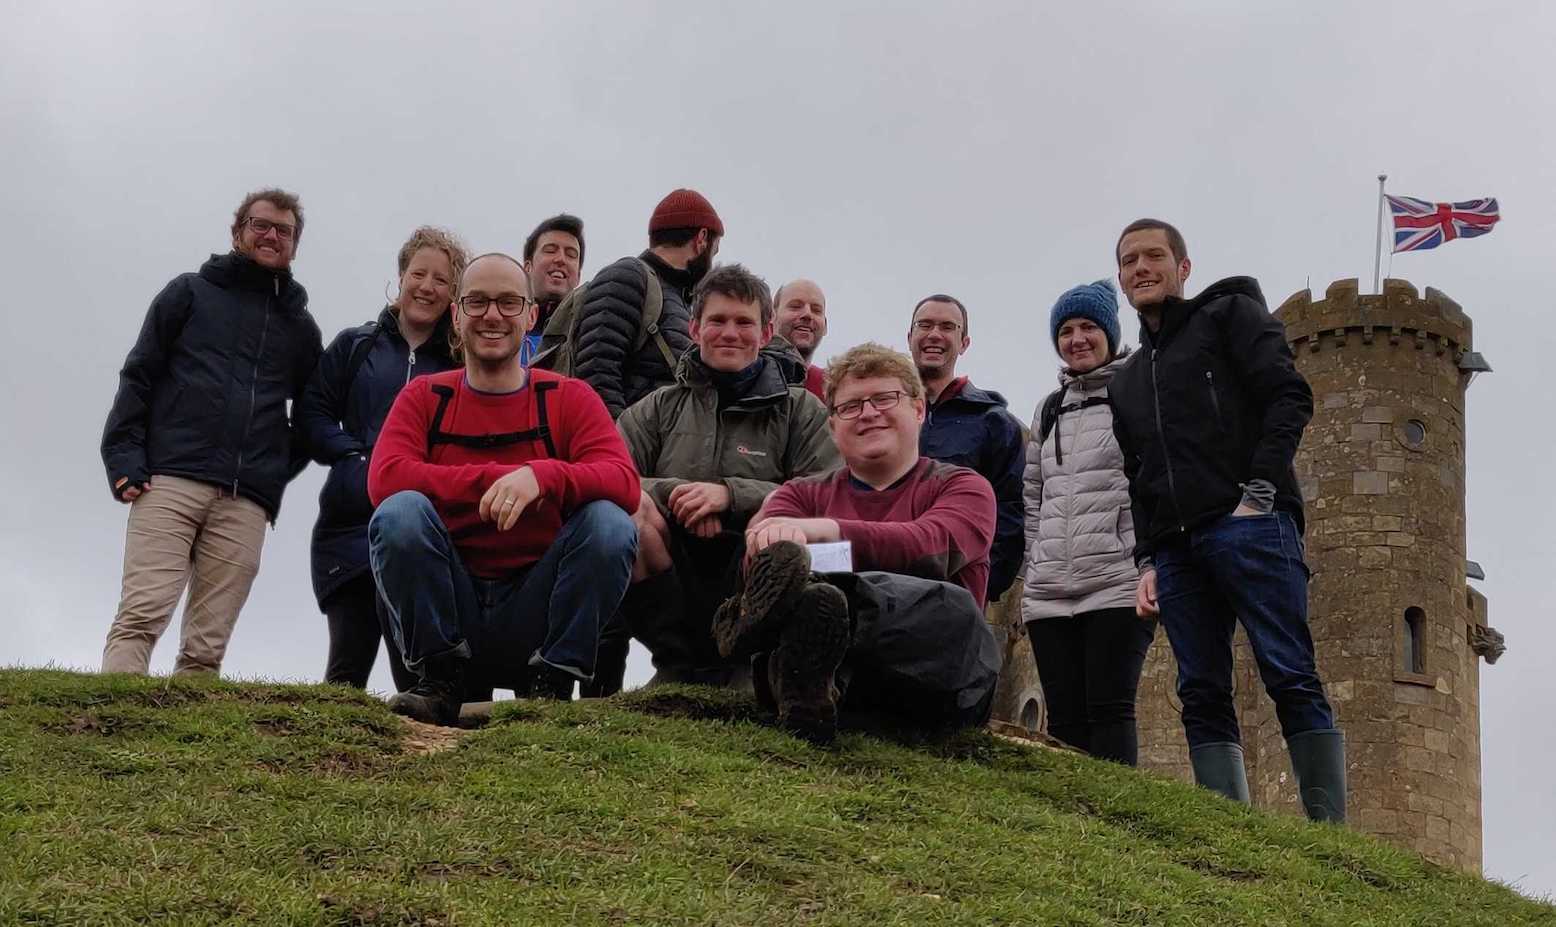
[[615, 263, 838, 689], [367, 253, 640, 725], [715, 343, 1002, 743]]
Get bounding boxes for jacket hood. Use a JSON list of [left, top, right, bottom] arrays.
[[379, 304, 455, 360], [638, 249, 696, 291], [675, 337, 799, 404], [1192, 275, 1266, 309], [1140, 276, 1264, 347], [200, 251, 304, 300], [1058, 345, 1133, 389]]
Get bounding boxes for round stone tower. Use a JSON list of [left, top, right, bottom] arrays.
[[1134, 278, 1502, 872]]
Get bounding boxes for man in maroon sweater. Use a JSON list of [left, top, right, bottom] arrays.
[[367, 253, 640, 725], [713, 343, 1001, 743]]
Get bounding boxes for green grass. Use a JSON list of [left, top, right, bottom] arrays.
[[0, 670, 1549, 926]]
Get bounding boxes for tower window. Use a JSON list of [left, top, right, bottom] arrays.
[[1401, 419, 1427, 450], [1402, 607, 1426, 674]]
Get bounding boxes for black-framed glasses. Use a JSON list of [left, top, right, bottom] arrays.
[[912, 319, 961, 335], [831, 390, 906, 420], [458, 294, 533, 317], [243, 216, 296, 240]]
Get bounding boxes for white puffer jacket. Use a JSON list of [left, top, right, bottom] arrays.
[[1020, 351, 1139, 621]]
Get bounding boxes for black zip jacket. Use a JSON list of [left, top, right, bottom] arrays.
[[571, 251, 696, 418], [296, 306, 457, 607], [101, 252, 322, 520], [1109, 276, 1312, 564]]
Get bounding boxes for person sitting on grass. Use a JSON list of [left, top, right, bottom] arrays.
[[712, 343, 1001, 744], [367, 253, 640, 725]]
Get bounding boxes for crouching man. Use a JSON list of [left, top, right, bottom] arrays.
[[715, 343, 1001, 743], [367, 253, 640, 725], [613, 264, 838, 690]]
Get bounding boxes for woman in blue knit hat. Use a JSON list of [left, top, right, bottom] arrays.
[[1019, 280, 1157, 765]]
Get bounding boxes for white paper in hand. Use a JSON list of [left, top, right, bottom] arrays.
[[806, 541, 853, 573]]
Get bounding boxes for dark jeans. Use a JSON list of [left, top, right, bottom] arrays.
[[368, 492, 637, 684], [1154, 510, 1334, 748], [827, 571, 1001, 728], [321, 573, 414, 691], [1026, 607, 1156, 765], [625, 528, 746, 680]]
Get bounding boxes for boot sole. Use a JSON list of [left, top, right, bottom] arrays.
[[714, 541, 811, 659], [774, 583, 850, 745]]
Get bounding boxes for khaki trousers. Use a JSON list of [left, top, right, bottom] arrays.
[[102, 475, 268, 675]]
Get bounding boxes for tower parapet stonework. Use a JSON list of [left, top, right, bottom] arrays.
[[1132, 278, 1500, 871]]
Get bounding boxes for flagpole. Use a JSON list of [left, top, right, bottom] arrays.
[[1373, 174, 1388, 293]]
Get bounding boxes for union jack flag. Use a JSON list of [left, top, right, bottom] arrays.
[[1387, 195, 1501, 253]]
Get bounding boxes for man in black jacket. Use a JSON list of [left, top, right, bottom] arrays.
[[570, 188, 723, 418], [100, 188, 323, 676], [1109, 218, 1345, 823]]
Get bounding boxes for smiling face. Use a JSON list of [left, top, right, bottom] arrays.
[[1056, 317, 1110, 373], [456, 256, 533, 371], [524, 230, 582, 303], [396, 247, 455, 331], [828, 373, 925, 471], [1117, 228, 1191, 309], [232, 199, 298, 271], [774, 280, 827, 361], [908, 300, 969, 378], [691, 291, 771, 372]]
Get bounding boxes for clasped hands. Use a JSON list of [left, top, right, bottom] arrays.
[[479, 465, 540, 530]]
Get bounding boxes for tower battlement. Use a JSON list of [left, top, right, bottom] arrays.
[[1277, 278, 1474, 357]]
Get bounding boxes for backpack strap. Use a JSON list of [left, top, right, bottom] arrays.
[[633, 258, 676, 369], [425, 381, 560, 458], [343, 322, 379, 390], [1040, 387, 1110, 466]]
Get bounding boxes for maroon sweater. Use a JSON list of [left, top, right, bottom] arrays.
[[369, 368, 639, 578], [758, 457, 996, 607]]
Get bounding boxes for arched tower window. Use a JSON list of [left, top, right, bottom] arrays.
[[1402, 607, 1426, 674]]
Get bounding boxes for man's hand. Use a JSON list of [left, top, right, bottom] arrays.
[[667, 482, 731, 528], [743, 515, 841, 569], [1135, 568, 1160, 618], [479, 466, 541, 531], [114, 476, 149, 503], [687, 515, 721, 539]]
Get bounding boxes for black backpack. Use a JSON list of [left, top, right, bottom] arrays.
[[530, 258, 676, 376], [1037, 387, 1111, 466]]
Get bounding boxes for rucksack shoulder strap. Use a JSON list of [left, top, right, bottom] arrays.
[[425, 380, 559, 458], [633, 258, 675, 368]]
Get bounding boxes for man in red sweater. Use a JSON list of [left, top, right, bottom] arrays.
[[367, 253, 640, 725], [713, 343, 1001, 743]]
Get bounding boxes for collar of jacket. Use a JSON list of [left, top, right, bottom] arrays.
[[638, 249, 695, 291], [676, 348, 794, 406], [200, 251, 304, 302], [931, 376, 1008, 411], [379, 304, 455, 360], [1139, 275, 1264, 348], [1058, 345, 1133, 388]]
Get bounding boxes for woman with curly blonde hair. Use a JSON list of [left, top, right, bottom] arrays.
[[297, 226, 469, 690]]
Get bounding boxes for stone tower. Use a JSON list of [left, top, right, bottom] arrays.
[[1133, 278, 1503, 871]]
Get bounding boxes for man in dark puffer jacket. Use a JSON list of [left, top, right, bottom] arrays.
[[100, 188, 322, 676], [1109, 217, 1344, 824], [570, 188, 723, 418]]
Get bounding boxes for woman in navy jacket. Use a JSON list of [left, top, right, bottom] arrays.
[[297, 227, 466, 688]]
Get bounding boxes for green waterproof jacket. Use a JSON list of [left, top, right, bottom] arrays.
[[618, 339, 840, 528]]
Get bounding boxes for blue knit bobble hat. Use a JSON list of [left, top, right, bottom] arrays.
[[1050, 279, 1121, 357]]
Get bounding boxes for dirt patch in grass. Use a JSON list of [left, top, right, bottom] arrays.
[[400, 718, 468, 755]]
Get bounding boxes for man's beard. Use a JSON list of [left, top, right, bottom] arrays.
[[686, 245, 715, 285]]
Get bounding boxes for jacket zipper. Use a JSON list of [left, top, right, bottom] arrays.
[[1150, 348, 1186, 532], [233, 278, 276, 495], [406, 348, 417, 385], [1205, 370, 1223, 429]]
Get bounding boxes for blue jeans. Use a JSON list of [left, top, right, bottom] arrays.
[[1154, 510, 1333, 748], [368, 491, 637, 682]]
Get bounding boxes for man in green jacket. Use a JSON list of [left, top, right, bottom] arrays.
[[615, 263, 839, 688]]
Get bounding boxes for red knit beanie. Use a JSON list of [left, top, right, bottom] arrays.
[[648, 188, 724, 236]]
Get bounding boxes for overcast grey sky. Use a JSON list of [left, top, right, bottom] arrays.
[[3, 0, 1552, 898]]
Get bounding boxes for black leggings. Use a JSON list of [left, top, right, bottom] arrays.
[[1027, 607, 1157, 766], [322, 574, 414, 691]]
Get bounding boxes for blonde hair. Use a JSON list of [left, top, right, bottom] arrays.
[[396, 226, 470, 286], [823, 342, 924, 408]]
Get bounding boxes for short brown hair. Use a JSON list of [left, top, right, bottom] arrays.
[[1116, 218, 1188, 265], [691, 263, 773, 326], [911, 294, 968, 337], [231, 188, 304, 240], [823, 342, 924, 408], [396, 226, 470, 285]]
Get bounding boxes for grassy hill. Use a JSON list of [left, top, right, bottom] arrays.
[[1, 669, 1549, 926]]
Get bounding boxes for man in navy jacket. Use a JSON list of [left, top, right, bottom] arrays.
[[100, 188, 322, 676]]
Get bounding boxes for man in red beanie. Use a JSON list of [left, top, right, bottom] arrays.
[[561, 188, 723, 420]]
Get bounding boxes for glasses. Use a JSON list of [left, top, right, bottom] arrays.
[[458, 294, 533, 317], [243, 216, 296, 240], [831, 390, 906, 420], [912, 319, 961, 335]]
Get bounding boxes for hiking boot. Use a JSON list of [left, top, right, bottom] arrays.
[[528, 663, 577, 701], [768, 581, 851, 745], [714, 541, 812, 660], [388, 653, 465, 726], [1287, 729, 1347, 824]]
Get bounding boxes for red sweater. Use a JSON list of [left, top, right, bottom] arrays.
[[757, 458, 996, 607], [803, 364, 826, 400], [369, 368, 639, 578]]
